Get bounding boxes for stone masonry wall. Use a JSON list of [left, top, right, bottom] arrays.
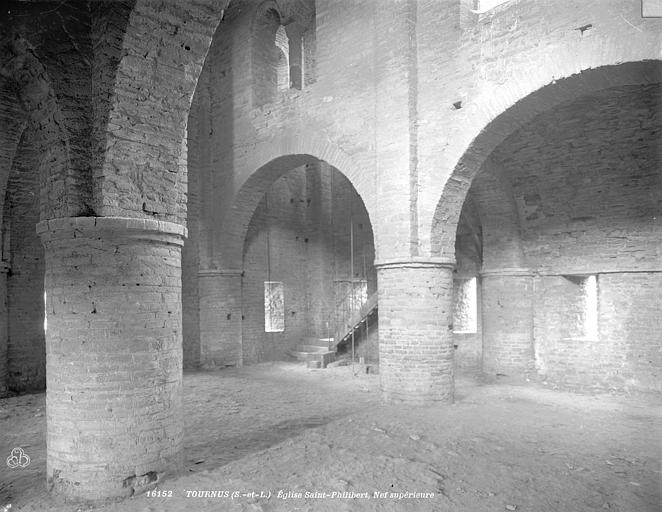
[[242, 168, 311, 363], [493, 85, 661, 273], [40, 217, 185, 500], [532, 273, 662, 393], [378, 262, 455, 404], [188, 0, 659, 401], [478, 83, 662, 392], [6, 126, 45, 392], [453, 197, 483, 373], [99, 0, 226, 223], [0, 79, 27, 397], [422, 1, 660, 258]]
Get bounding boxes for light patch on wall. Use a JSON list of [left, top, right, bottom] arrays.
[[264, 281, 284, 332], [43, 291, 47, 333], [453, 277, 478, 334], [563, 274, 599, 339], [583, 275, 599, 339], [471, 0, 512, 14], [275, 25, 289, 91], [642, 0, 662, 17]]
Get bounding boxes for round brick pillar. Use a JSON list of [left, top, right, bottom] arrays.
[[480, 268, 535, 377], [376, 258, 456, 404], [0, 262, 9, 397], [37, 217, 186, 501]]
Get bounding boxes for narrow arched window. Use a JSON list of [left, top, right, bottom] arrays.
[[252, 1, 315, 107], [274, 25, 290, 91]]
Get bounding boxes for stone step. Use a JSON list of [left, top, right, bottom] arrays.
[[288, 345, 336, 368]]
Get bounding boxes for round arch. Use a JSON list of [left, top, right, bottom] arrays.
[[430, 60, 662, 257], [217, 147, 376, 270], [100, 0, 227, 222], [0, 34, 72, 220]]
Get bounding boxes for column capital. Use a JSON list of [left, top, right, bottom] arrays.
[[480, 267, 533, 278], [374, 257, 455, 271], [36, 216, 187, 246]]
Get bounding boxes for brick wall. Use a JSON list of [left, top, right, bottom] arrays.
[[494, 85, 661, 273], [99, 0, 226, 223], [242, 168, 310, 362], [471, 83, 662, 392], [40, 217, 186, 500], [6, 126, 45, 392], [0, 79, 27, 397], [186, 0, 660, 399], [182, 90, 203, 368], [597, 273, 662, 393], [425, 1, 660, 258], [0, 3, 658, 482], [191, 0, 381, 276], [482, 273, 534, 376]]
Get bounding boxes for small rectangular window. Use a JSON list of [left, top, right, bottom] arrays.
[[264, 281, 284, 332], [582, 275, 599, 339], [453, 277, 478, 334], [562, 274, 599, 339]]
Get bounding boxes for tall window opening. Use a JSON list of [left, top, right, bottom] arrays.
[[563, 274, 599, 339], [253, 1, 315, 107], [453, 277, 478, 334], [274, 25, 290, 91], [582, 275, 599, 339]]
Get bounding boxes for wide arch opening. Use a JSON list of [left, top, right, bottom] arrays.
[[240, 157, 377, 366], [438, 68, 661, 393], [431, 60, 662, 258]]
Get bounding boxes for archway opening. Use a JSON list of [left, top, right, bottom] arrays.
[[443, 78, 661, 393], [241, 158, 377, 366], [452, 194, 483, 373], [1, 115, 46, 394]]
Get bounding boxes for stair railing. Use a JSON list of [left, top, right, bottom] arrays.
[[323, 280, 377, 350], [323, 282, 357, 348], [332, 290, 378, 349]]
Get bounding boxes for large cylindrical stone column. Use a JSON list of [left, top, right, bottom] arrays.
[[376, 258, 456, 404], [37, 217, 186, 501], [480, 268, 535, 377], [0, 262, 9, 397], [198, 269, 243, 367]]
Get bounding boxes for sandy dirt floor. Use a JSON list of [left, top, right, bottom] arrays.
[[1, 362, 661, 512]]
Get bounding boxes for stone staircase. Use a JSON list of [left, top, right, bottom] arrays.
[[332, 291, 378, 351], [288, 337, 336, 368], [288, 291, 379, 368]]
